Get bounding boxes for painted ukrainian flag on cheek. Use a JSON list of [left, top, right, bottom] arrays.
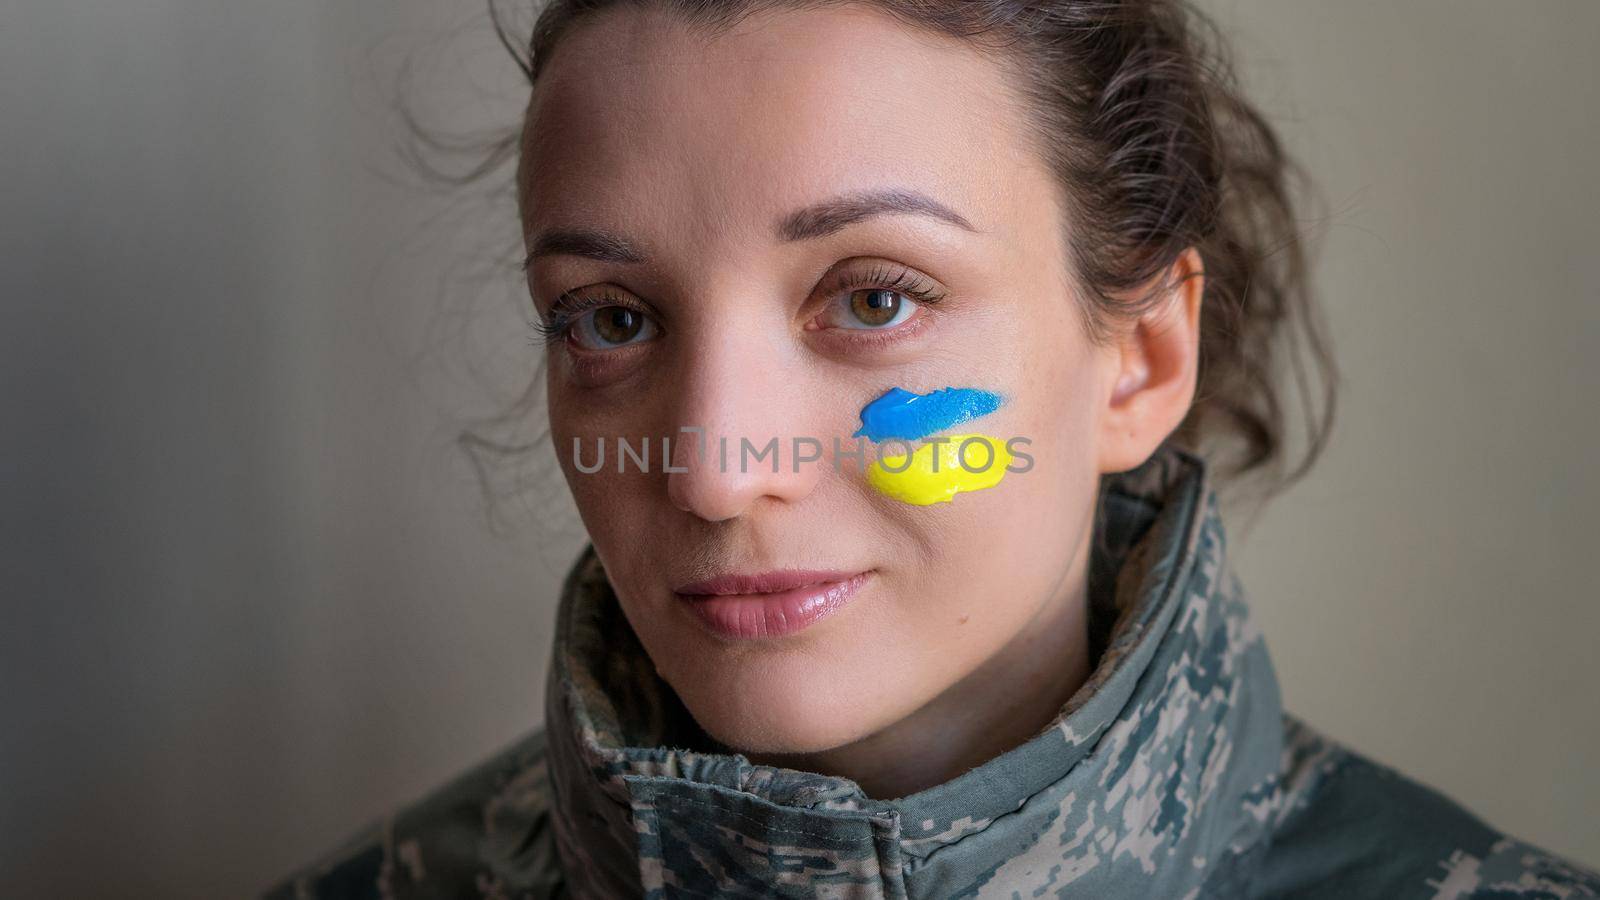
[[854, 386, 1012, 505]]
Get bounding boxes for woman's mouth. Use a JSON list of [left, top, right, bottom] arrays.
[[672, 569, 873, 640]]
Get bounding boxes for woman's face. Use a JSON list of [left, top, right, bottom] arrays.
[[522, 4, 1131, 755]]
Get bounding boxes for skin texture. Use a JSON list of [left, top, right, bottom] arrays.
[[520, 3, 1203, 800]]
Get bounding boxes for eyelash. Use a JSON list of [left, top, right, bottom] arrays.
[[819, 262, 949, 308], [529, 289, 642, 347], [528, 261, 948, 348]]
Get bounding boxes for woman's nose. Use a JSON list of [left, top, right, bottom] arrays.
[[664, 359, 826, 523]]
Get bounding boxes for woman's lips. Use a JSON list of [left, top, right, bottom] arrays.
[[673, 569, 872, 640]]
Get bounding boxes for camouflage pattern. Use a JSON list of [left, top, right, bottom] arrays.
[[264, 443, 1600, 899]]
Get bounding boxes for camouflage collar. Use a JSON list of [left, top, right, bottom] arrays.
[[541, 443, 1287, 898]]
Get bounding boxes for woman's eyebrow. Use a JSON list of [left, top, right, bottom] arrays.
[[524, 229, 645, 272], [777, 188, 980, 242], [522, 187, 978, 273]]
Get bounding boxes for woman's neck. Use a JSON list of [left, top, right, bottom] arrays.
[[746, 535, 1095, 800]]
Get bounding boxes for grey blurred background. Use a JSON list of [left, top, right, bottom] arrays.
[[1, 1, 1595, 896]]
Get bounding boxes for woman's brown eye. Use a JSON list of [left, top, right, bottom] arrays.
[[850, 289, 900, 326], [594, 307, 642, 343], [570, 305, 658, 350], [842, 289, 914, 329]]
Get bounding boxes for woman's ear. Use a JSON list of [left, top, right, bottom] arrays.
[[1094, 246, 1205, 475]]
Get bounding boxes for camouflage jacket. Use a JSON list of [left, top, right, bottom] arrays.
[[266, 444, 1600, 899]]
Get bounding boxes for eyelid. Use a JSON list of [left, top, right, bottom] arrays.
[[818, 260, 949, 306]]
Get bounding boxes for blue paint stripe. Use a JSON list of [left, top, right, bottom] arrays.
[[853, 386, 1003, 442]]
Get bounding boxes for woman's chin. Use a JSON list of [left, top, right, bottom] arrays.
[[674, 676, 887, 757]]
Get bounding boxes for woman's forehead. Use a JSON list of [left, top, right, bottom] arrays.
[[518, 3, 1046, 248]]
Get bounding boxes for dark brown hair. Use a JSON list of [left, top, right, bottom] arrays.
[[427, 0, 1337, 519]]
